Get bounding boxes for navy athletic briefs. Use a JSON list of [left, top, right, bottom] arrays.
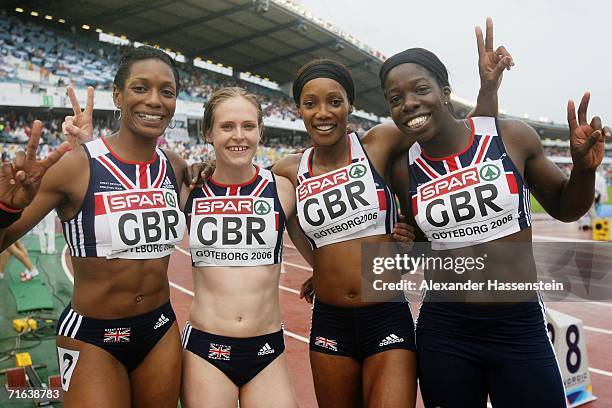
[[310, 297, 416, 359], [182, 323, 285, 387], [57, 301, 175, 372]]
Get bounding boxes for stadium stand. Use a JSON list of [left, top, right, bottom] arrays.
[[0, 8, 610, 178]]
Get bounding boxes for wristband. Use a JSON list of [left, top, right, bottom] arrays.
[[0, 202, 22, 228]]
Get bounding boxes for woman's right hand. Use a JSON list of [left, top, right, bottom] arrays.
[[62, 86, 94, 148], [0, 121, 70, 210], [300, 276, 314, 304], [475, 17, 514, 93]]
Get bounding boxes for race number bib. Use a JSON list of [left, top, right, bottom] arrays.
[[103, 189, 184, 259], [415, 160, 520, 248], [297, 161, 379, 246], [189, 196, 278, 266]]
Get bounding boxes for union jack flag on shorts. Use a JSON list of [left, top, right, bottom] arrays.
[[315, 336, 337, 351], [104, 327, 131, 343], [208, 343, 231, 360]]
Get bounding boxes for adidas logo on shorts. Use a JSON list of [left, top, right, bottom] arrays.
[[379, 333, 404, 347], [154, 314, 170, 330], [258, 342, 275, 356]]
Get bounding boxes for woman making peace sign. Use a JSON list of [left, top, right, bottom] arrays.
[[0, 46, 197, 407]]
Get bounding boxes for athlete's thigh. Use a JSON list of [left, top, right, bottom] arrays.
[[130, 322, 182, 408], [181, 349, 239, 408], [487, 357, 566, 408], [417, 345, 487, 408], [363, 349, 417, 408], [57, 336, 130, 408], [240, 353, 298, 408], [310, 350, 363, 408]]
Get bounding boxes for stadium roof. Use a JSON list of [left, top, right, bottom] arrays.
[[10, 0, 394, 116]]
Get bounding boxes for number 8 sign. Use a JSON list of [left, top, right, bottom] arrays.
[[546, 309, 597, 407]]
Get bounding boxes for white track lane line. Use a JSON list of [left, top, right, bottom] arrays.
[[584, 326, 612, 336], [586, 301, 612, 309], [590, 367, 612, 378]]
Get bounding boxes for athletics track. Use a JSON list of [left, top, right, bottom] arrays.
[[60, 216, 612, 407]]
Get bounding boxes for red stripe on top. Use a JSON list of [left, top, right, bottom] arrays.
[[377, 190, 387, 211], [138, 164, 148, 189], [0, 201, 22, 213], [275, 212, 279, 231], [94, 194, 106, 215], [506, 173, 518, 194], [252, 179, 269, 197], [415, 157, 438, 180], [446, 158, 458, 173], [229, 186, 239, 195], [411, 195, 418, 216], [97, 156, 134, 189], [201, 183, 213, 197], [421, 117, 475, 161], [474, 135, 491, 165]]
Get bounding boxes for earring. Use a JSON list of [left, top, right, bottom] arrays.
[[113, 107, 122, 120], [168, 118, 176, 129]]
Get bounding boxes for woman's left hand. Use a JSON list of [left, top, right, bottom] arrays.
[[568, 92, 610, 171], [393, 214, 415, 251]]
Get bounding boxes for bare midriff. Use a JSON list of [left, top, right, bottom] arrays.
[[189, 264, 282, 337], [70, 256, 171, 319]]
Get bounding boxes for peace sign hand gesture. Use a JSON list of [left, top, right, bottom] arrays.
[[475, 17, 514, 93], [567, 92, 610, 171], [0, 121, 71, 210], [62, 86, 94, 148]]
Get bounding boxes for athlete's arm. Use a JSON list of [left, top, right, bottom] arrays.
[[276, 174, 314, 267], [389, 154, 427, 243], [0, 121, 72, 250], [286, 215, 313, 268], [270, 153, 301, 186], [470, 17, 513, 118], [502, 94, 609, 222]]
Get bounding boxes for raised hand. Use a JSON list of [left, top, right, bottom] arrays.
[[0, 121, 70, 210], [567, 92, 609, 171], [475, 17, 514, 92], [62, 86, 94, 148]]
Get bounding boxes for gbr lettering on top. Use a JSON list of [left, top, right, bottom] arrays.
[[414, 160, 520, 248], [101, 188, 184, 258], [297, 161, 379, 246], [189, 196, 277, 266]]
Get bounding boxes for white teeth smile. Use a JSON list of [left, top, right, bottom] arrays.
[[228, 146, 247, 152], [314, 124, 335, 131], [406, 115, 430, 129], [137, 113, 163, 120]]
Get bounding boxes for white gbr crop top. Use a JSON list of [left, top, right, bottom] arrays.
[[62, 138, 186, 259], [296, 132, 396, 249], [407, 117, 532, 249], [185, 166, 286, 267]]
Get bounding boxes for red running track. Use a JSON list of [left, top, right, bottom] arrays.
[[65, 218, 612, 407]]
